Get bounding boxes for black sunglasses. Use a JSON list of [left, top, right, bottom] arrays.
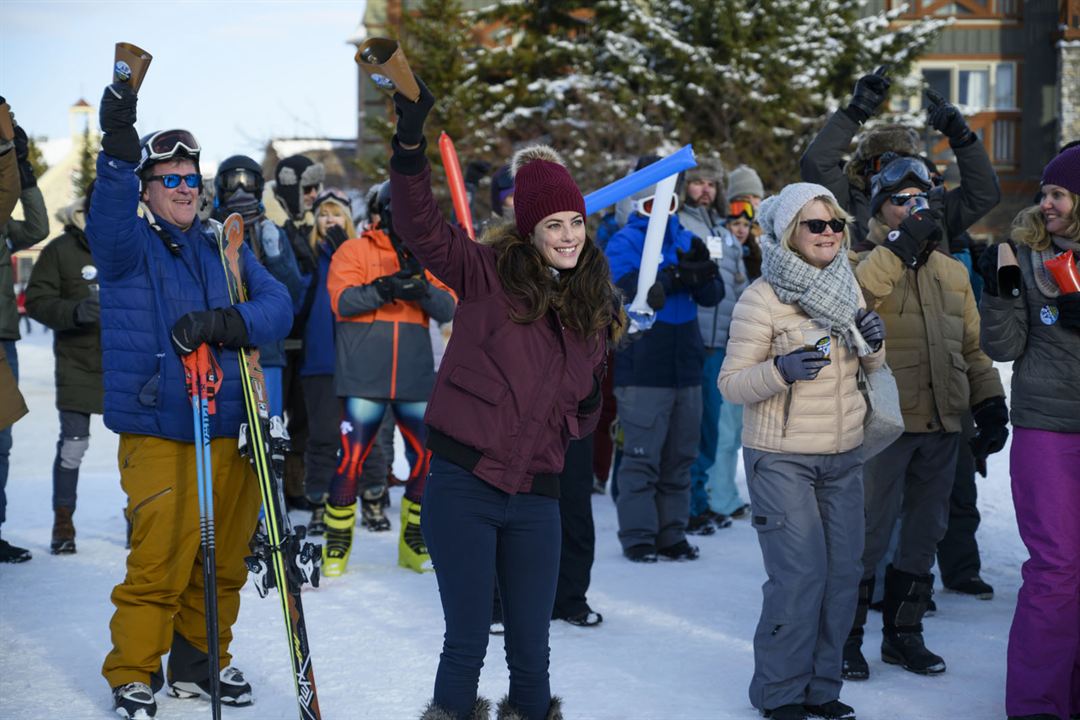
[[800, 218, 845, 234], [889, 192, 929, 207], [149, 173, 201, 189], [302, 184, 320, 194]]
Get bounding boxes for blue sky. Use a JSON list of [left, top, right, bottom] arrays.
[[0, 1, 367, 168]]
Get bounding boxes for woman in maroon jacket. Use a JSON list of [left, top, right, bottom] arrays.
[[389, 79, 625, 720]]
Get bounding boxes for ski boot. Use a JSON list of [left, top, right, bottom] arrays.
[[50, 506, 77, 555], [398, 496, 432, 572], [307, 505, 326, 536], [169, 666, 253, 706], [113, 681, 156, 719], [322, 501, 357, 577], [360, 487, 391, 532], [842, 577, 874, 681], [881, 564, 946, 675]]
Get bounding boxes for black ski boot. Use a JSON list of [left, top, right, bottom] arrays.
[[0, 536, 31, 563], [842, 577, 873, 681], [113, 681, 157, 719], [880, 564, 946, 675], [360, 486, 392, 532]]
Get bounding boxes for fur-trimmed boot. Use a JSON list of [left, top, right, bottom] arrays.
[[419, 697, 491, 720], [496, 695, 563, 720]]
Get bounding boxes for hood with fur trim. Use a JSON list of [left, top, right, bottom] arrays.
[[845, 125, 922, 193]]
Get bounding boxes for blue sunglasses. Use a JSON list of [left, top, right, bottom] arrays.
[[149, 173, 201, 189]]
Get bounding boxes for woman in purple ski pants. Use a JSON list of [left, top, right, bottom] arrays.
[[977, 144, 1080, 720]]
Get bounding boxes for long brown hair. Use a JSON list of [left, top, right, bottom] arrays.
[[1011, 189, 1080, 251], [479, 219, 626, 344]]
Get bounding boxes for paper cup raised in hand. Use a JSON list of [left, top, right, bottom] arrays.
[[114, 42, 153, 93], [0, 103, 13, 143], [355, 38, 420, 102]]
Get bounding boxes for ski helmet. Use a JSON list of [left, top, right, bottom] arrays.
[[214, 155, 264, 205], [138, 128, 201, 177]]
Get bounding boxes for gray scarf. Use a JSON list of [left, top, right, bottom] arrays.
[[761, 237, 872, 355]]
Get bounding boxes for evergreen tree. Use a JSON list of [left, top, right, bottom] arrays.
[[26, 135, 48, 180], [73, 124, 97, 199]]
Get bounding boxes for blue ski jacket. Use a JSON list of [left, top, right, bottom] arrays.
[[605, 212, 721, 388], [86, 153, 292, 442], [299, 239, 337, 377]]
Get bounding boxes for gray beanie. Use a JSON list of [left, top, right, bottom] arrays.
[[757, 182, 838, 241], [727, 165, 765, 200]]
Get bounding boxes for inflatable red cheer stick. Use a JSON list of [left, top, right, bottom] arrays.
[[439, 132, 475, 240], [1045, 250, 1080, 293]]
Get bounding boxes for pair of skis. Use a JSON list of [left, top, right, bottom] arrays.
[[182, 213, 322, 720]]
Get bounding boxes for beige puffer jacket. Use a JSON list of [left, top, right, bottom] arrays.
[[854, 222, 1003, 434], [719, 277, 885, 455]]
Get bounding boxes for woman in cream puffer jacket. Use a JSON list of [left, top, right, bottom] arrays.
[[718, 183, 885, 720]]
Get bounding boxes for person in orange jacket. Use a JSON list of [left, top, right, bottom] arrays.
[[322, 181, 456, 575]]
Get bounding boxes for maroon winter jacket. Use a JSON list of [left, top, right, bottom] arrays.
[[390, 162, 606, 495]]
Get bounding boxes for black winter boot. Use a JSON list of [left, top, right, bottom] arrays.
[[842, 577, 874, 681], [419, 697, 491, 719], [881, 565, 946, 675], [496, 695, 563, 720]]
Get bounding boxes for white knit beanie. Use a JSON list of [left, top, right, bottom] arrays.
[[757, 182, 838, 241]]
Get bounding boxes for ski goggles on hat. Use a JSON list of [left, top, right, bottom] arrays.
[[728, 199, 755, 221], [874, 154, 932, 189], [148, 173, 201, 189], [313, 188, 351, 212], [219, 168, 260, 195], [800, 218, 846, 234], [143, 129, 201, 163], [634, 194, 679, 216]]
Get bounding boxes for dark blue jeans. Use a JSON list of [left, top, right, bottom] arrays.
[[422, 456, 560, 720]]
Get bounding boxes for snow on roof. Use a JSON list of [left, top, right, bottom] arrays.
[[269, 138, 356, 157], [38, 136, 73, 169]]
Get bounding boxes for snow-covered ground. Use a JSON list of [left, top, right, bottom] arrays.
[[0, 323, 1025, 719]]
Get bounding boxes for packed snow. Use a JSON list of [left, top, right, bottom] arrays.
[[0, 323, 1024, 719]]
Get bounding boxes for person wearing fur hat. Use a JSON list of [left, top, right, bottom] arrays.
[[719, 182, 886, 720], [388, 76, 625, 720], [800, 68, 999, 249], [606, 157, 725, 563], [976, 145, 1080, 720], [842, 140, 1006, 682], [678, 157, 752, 533]]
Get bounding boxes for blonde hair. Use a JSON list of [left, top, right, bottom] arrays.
[[309, 199, 357, 251], [1011, 189, 1080, 251], [779, 196, 852, 257]]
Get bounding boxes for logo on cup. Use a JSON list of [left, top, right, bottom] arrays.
[[114, 60, 132, 83], [81, 265, 98, 281], [370, 73, 395, 91], [815, 336, 831, 358], [1040, 305, 1059, 326]]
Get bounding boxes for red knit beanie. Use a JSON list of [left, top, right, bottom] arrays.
[[511, 145, 586, 238], [1042, 145, 1080, 196]]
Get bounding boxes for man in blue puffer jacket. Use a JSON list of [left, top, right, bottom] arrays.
[[605, 174, 724, 564], [87, 81, 291, 720]]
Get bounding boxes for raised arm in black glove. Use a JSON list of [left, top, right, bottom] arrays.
[[883, 211, 942, 269], [976, 241, 1022, 298], [1057, 292, 1080, 331], [73, 297, 100, 327], [856, 308, 885, 351], [12, 126, 36, 189], [846, 66, 891, 124], [392, 75, 435, 149], [970, 396, 1009, 477], [925, 89, 976, 148], [170, 307, 249, 355], [99, 83, 140, 163], [675, 237, 720, 288], [775, 348, 830, 384]]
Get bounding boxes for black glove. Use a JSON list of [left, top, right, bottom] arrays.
[[73, 297, 100, 326], [925, 89, 975, 147], [390, 271, 429, 301], [676, 237, 720, 288], [646, 280, 666, 311], [372, 274, 397, 303], [12, 125, 36, 189], [883, 211, 942, 269], [976, 242, 1022, 299], [393, 75, 435, 148], [1057, 292, 1080, 331], [464, 160, 491, 187], [658, 264, 684, 294], [856, 309, 885, 351], [99, 83, 140, 163], [847, 66, 891, 123], [775, 348, 830, 384], [170, 307, 249, 355], [324, 225, 349, 253], [970, 396, 1009, 477]]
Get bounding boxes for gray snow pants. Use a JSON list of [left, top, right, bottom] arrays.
[[614, 385, 701, 552], [861, 432, 959, 580], [744, 447, 865, 711]]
